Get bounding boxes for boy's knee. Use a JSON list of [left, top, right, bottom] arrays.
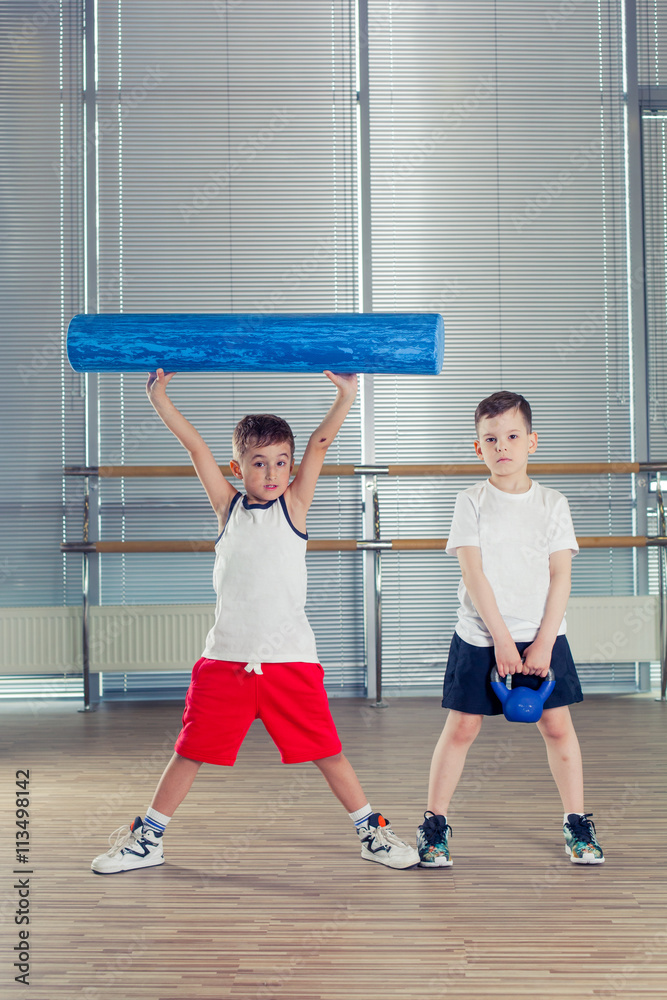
[[447, 711, 483, 744], [537, 707, 573, 741], [312, 751, 343, 767]]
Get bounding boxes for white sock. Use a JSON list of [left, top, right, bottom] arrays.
[[349, 803, 373, 827], [144, 806, 171, 834]]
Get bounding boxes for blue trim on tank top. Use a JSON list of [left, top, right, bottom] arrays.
[[242, 494, 276, 510], [214, 491, 308, 543], [279, 493, 308, 540], [215, 491, 241, 544]]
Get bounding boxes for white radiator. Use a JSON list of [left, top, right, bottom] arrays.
[[564, 595, 661, 663], [87, 604, 215, 672], [0, 604, 214, 675], [0, 597, 661, 675], [0, 607, 82, 675]]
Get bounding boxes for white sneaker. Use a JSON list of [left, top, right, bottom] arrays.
[[357, 813, 420, 869], [91, 816, 164, 874]]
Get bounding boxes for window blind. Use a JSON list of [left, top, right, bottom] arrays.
[[2, 0, 662, 701], [0, 1, 85, 615], [367, 1, 634, 691], [92, 1, 363, 693]]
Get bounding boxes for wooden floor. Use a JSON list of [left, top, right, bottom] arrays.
[[1, 693, 666, 1000]]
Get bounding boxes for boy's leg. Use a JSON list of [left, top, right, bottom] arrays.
[[313, 752, 420, 870], [91, 753, 202, 875], [427, 709, 483, 815], [535, 706, 583, 813], [536, 706, 604, 863], [150, 752, 203, 815], [417, 710, 482, 867], [312, 752, 368, 812]]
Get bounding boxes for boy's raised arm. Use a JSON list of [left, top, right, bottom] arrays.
[[287, 371, 358, 517], [146, 369, 237, 519]]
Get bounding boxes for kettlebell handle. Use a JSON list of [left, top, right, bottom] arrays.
[[490, 667, 555, 688]]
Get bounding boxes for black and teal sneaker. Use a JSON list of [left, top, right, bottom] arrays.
[[417, 811, 453, 867], [563, 813, 605, 864]]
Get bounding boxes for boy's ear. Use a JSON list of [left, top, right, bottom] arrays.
[[473, 439, 484, 460], [229, 459, 243, 480], [528, 431, 538, 453]]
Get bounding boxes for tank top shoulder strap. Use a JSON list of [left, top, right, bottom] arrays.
[[279, 494, 308, 540], [215, 491, 242, 544]]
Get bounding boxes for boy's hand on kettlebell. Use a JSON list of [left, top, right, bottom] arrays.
[[493, 636, 523, 678], [521, 639, 552, 677]]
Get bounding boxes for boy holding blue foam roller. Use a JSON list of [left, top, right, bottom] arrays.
[[416, 391, 604, 868], [91, 368, 419, 874]]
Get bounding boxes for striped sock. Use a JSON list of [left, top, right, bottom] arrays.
[[144, 806, 171, 835], [349, 803, 374, 828]]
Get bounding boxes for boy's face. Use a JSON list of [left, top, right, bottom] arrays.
[[474, 407, 538, 486], [229, 439, 294, 504]]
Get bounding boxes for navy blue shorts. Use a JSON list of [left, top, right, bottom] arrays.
[[441, 633, 583, 716]]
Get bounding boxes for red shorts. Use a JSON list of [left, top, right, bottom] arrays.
[[174, 658, 343, 765]]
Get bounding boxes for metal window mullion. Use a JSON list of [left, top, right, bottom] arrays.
[[625, 0, 652, 691], [82, 0, 100, 709]]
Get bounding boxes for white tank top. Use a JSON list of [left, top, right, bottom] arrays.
[[202, 492, 319, 664]]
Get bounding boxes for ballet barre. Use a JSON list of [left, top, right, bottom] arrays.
[[61, 459, 667, 711]]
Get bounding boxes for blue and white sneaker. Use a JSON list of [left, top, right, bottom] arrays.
[[563, 813, 605, 865], [91, 816, 164, 874], [356, 813, 420, 869]]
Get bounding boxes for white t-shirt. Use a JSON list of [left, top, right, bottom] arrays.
[[446, 479, 578, 646]]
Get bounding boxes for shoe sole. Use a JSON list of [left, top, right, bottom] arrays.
[[565, 847, 604, 865], [360, 851, 420, 870], [418, 858, 453, 868], [91, 857, 165, 874]]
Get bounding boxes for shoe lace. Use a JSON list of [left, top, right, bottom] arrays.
[[106, 823, 138, 855], [568, 813, 597, 842], [364, 817, 414, 853], [422, 812, 452, 842]]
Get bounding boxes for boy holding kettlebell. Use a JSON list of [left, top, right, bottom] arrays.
[[416, 391, 604, 868]]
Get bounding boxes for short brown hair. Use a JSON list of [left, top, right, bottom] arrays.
[[232, 414, 295, 461], [474, 391, 532, 433]]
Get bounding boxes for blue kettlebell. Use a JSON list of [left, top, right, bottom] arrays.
[[490, 667, 555, 723]]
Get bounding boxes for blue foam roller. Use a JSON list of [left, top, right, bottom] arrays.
[[66, 312, 444, 375]]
